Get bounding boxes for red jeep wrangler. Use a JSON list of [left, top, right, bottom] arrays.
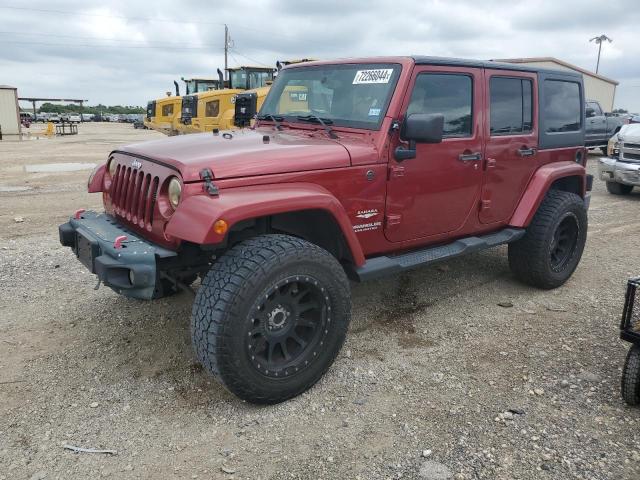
[[60, 57, 592, 404]]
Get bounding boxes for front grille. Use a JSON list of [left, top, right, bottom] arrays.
[[111, 164, 160, 228], [622, 152, 640, 162], [624, 143, 640, 149]]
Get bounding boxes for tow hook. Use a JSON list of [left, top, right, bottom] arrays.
[[200, 168, 219, 196]]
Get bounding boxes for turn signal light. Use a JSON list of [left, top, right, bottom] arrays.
[[213, 219, 228, 235]]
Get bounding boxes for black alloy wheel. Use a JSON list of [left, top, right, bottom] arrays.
[[246, 275, 329, 378]]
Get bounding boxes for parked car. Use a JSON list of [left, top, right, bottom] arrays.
[[61, 113, 81, 123], [48, 113, 61, 123], [60, 56, 592, 404], [599, 123, 640, 194], [585, 100, 624, 154], [133, 119, 148, 129], [81, 113, 95, 122]]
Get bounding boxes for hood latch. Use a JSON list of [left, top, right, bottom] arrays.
[[199, 168, 219, 196]]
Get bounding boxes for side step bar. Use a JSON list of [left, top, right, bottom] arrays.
[[353, 228, 525, 282]]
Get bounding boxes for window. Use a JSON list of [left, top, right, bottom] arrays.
[[587, 101, 602, 116], [205, 100, 219, 117], [161, 104, 174, 117], [490, 77, 533, 135], [407, 74, 472, 137], [543, 80, 581, 132], [260, 63, 401, 130]]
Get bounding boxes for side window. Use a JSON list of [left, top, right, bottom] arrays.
[[589, 102, 603, 116], [205, 100, 220, 117], [407, 73, 472, 137], [543, 80, 581, 132], [161, 104, 173, 116], [489, 77, 534, 135]]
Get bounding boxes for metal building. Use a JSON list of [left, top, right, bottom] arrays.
[[0, 85, 21, 138], [495, 57, 618, 112]]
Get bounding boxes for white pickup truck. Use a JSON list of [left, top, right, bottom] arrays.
[[598, 123, 640, 194]]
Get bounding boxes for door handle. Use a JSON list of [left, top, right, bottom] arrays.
[[458, 152, 482, 162], [517, 147, 536, 157]]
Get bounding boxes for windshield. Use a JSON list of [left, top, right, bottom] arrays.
[[229, 69, 274, 90], [185, 80, 219, 95], [260, 63, 401, 129]]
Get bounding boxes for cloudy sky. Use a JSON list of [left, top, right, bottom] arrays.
[[3, 0, 639, 111]]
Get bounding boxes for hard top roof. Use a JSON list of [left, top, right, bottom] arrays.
[[282, 56, 582, 79], [412, 56, 582, 78]]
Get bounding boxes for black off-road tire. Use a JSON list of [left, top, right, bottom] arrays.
[[622, 345, 640, 406], [508, 190, 587, 289], [606, 182, 634, 195], [191, 234, 351, 404]]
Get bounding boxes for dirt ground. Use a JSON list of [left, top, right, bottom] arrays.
[[1, 123, 639, 480]]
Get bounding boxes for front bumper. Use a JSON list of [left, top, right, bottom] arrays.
[[598, 157, 640, 187], [59, 211, 176, 299]]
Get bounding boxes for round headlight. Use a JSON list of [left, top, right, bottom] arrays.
[[108, 158, 117, 177], [168, 177, 182, 209]]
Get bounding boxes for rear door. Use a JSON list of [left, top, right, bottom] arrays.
[[585, 101, 606, 144], [480, 70, 539, 224], [384, 66, 484, 242]]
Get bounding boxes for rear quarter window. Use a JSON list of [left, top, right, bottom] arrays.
[[543, 80, 581, 133]]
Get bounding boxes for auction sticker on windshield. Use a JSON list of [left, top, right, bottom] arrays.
[[353, 69, 394, 84]]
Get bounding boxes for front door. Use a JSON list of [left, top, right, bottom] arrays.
[[480, 70, 539, 224], [384, 66, 484, 242]]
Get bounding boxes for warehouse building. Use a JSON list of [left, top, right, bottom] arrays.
[[495, 57, 618, 112], [0, 85, 21, 138]]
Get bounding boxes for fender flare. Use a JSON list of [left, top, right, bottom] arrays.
[[509, 161, 586, 227], [165, 182, 366, 266]]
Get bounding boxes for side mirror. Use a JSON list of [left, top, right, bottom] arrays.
[[401, 113, 445, 143], [395, 113, 444, 161], [585, 107, 595, 118]]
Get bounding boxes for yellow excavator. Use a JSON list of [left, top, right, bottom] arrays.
[[144, 78, 221, 135], [178, 66, 276, 134]]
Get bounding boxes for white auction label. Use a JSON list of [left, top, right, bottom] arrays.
[[353, 69, 393, 84]]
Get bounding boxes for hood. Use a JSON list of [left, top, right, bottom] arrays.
[[118, 128, 356, 182], [619, 123, 640, 141]]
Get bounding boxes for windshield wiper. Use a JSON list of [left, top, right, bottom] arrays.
[[296, 115, 339, 139], [256, 114, 284, 130]]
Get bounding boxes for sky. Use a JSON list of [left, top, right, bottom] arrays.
[[2, 0, 639, 112]]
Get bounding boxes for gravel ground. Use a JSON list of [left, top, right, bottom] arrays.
[[1, 123, 640, 479]]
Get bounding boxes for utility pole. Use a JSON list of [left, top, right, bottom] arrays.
[[224, 24, 229, 82], [590, 34, 612, 74]]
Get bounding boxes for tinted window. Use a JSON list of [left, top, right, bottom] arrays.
[[490, 77, 533, 135], [407, 74, 472, 137], [543, 80, 581, 132]]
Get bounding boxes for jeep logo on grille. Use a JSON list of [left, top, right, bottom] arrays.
[[131, 159, 142, 169]]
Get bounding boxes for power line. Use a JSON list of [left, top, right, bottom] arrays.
[[229, 48, 271, 67], [0, 5, 298, 40], [0, 5, 224, 25], [0, 40, 225, 50], [0, 30, 221, 48]]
